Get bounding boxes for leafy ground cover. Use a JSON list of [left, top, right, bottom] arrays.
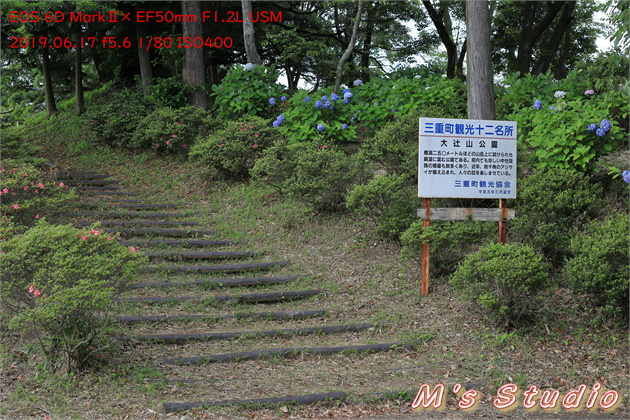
[[1, 129, 628, 419]]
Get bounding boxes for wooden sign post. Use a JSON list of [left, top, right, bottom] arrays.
[[418, 118, 518, 295]]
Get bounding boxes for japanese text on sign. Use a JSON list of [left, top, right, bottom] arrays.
[[418, 118, 518, 199]]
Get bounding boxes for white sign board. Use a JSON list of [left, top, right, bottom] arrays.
[[418, 118, 517, 199]]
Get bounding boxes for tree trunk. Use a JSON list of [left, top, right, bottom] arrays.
[[333, 0, 364, 94], [466, 0, 495, 120], [73, 21, 84, 115], [42, 48, 57, 116], [422, 0, 459, 79], [513, 1, 566, 75], [242, 0, 262, 64], [182, 1, 206, 108], [136, 4, 153, 96], [531, 1, 575, 76]]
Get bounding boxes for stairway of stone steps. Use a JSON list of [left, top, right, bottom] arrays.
[[62, 169, 415, 415]]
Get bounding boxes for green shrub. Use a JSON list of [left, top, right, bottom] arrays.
[[84, 90, 154, 148], [450, 243, 550, 329], [190, 117, 282, 179], [0, 222, 147, 373], [346, 174, 419, 241], [509, 168, 602, 266], [146, 76, 190, 108], [251, 141, 370, 212], [212, 63, 285, 121], [400, 220, 496, 277], [0, 160, 77, 240], [565, 212, 629, 319], [130, 106, 212, 154], [510, 89, 628, 171]]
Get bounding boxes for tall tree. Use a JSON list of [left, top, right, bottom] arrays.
[[422, 0, 466, 79], [466, 0, 495, 120], [242, 0, 262, 64], [181, 0, 206, 108], [333, 0, 364, 93]]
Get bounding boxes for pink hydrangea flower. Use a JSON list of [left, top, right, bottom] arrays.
[[129, 246, 137, 252], [584, 89, 595, 95], [59, 182, 65, 187], [90, 230, 99, 236], [172, 134, 177, 138], [38, 183, 45, 189], [33, 290, 40, 297], [23, 186, 29, 190], [11, 204, 19, 210], [35, 214, 40, 219], [166, 141, 171, 145], [28, 285, 34, 293], [81, 236, 88, 240], [2, 188, 8, 194]]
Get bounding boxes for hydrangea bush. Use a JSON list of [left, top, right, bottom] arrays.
[[212, 63, 284, 120]]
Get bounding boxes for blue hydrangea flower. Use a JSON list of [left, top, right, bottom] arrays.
[[341, 124, 348, 130], [324, 100, 332, 109], [533, 100, 542, 110], [342, 89, 351, 94], [344, 92, 353, 100], [596, 128, 606, 137], [268, 97, 276, 106], [317, 124, 325, 132], [322, 96, 328, 101], [549, 106, 554, 110], [277, 115, 285, 123], [331, 93, 339, 102], [315, 100, 323, 110], [600, 119, 612, 133], [272, 120, 280, 127], [280, 96, 287, 101], [353, 79, 363, 86], [303, 96, 311, 102], [623, 170, 630, 184], [244, 63, 254, 71], [588, 124, 597, 132]]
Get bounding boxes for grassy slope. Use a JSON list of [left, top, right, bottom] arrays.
[[0, 113, 628, 419]]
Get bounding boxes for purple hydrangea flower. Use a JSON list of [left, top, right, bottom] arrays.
[[588, 124, 597, 132], [623, 170, 630, 184], [331, 93, 339, 102], [268, 97, 276, 106], [533, 100, 542, 110], [317, 124, 325, 132], [315, 100, 323, 110], [600, 119, 612, 133], [596, 128, 606, 137], [585, 89, 595, 95], [303, 96, 311, 102], [244, 63, 254, 71]]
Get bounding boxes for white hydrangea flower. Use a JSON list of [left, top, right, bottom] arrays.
[[554, 90, 566, 98]]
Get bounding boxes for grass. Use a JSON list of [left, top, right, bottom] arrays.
[[1, 109, 628, 419]]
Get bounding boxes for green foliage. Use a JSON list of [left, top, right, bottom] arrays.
[[146, 77, 190, 108], [511, 89, 628, 171], [565, 212, 629, 319], [0, 160, 77, 240], [450, 243, 551, 329], [278, 90, 358, 143], [251, 142, 370, 213], [84, 90, 154, 148], [400, 220, 496, 277], [360, 106, 452, 181], [346, 174, 418, 241], [190, 117, 281, 179], [509, 168, 602, 266], [129, 106, 211, 155], [0, 222, 147, 373], [211, 64, 284, 121]]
